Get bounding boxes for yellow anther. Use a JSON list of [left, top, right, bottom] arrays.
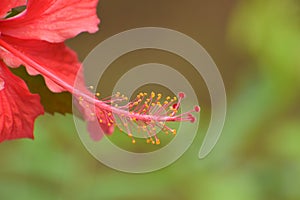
[[166, 96, 171, 100], [151, 103, 155, 106], [108, 123, 111, 127], [151, 92, 155, 98], [156, 139, 161, 145], [132, 139, 136, 144], [88, 86, 94, 89], [128, 133, 133, 137], [99, 119, 103, 123], [108, 113, 112, 116], [164, 101, 168, 104], [172, 129, 177, 135], [96, 92, 100, 97], [139, 92, 144, 96]]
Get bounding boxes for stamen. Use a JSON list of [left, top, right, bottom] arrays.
[[87, 91, 200, 144]]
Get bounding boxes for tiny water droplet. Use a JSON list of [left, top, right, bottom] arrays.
[[0, 78, 5, 91]]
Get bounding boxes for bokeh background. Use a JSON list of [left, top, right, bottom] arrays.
[[1, 0, 300, 199]]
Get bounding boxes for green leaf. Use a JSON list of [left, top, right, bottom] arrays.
[[10, 66, 72, 115], [5, 5, 26, 19]]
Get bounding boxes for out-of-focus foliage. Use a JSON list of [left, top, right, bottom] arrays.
[[0, 0, 299, 199], [229, 0, 300, 86]]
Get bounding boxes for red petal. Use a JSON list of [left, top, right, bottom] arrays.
[[0, 0, 100, 43], [0, 0, 26, 18], [0, 36, 114, 135], [0, 35, 82, 93], [87, 120, 104, 141], [0, 61, 44, 142], [74, 96, 115, 137], [87, 116, 114, 141]]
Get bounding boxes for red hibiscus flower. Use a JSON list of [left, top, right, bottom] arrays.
[[0, 0, 100, 142], [0, 0, 199, 145]]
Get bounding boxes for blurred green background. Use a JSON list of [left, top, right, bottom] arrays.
[[1, 0, 300, 199]]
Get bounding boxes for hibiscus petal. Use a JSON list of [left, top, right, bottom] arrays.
[[0, 0, 100, 43], [0, 0, 26, 18], [0, 61, 44, 142], [73, 94, 115, 137], [87, 120, 104, 141], [0, 35, 82, 93], [0, 36, 115, 135]]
